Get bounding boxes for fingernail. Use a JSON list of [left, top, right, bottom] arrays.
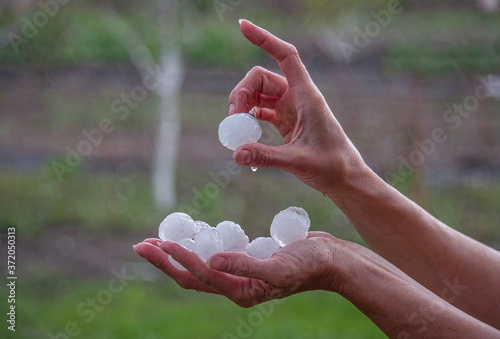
[[234, 150, 253, 165], [209, 255, 228, 271], [132, 244, 137, 251], [229, 103, 235, 115], [238, 19, 244, 25], [157, 241, 163, 249]]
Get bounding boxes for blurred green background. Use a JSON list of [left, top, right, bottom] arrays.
[[1, 0, 500, 338]]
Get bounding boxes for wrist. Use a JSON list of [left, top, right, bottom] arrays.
[[314, 236, 360, 294], [322, 158, 377, 201]]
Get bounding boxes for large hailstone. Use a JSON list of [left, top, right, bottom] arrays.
[[245, 237, 280, 259], [216, 221, 249, 251], [218, 113, 262, 151], [194, 220, 211, 233], [194, 227, 224, 262], [159, 212, 197, 242], [270, 207, 311, 247]]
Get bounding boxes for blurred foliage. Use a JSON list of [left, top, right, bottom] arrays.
[[0, 1, 266, 68], [387, 43, 500, 74], [0, 169, 162, 236], [1, 7, 130, 65], [181, 20, 266, 69], [385, 10, 500, 74], [1, 2, 499, 71]]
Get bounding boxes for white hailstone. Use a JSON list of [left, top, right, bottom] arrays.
[[194, 227, 224, 262], [168, 238, 196, 271], [270, 206, 310, 247], [159, 212, 197, 242], [245, 237, 280, 259], [194, 220, 211, 233], [156, 206, 311, 267], [225, 248, 248, 254], [216, 221, 249, 251], [218, 113, 262, 151]]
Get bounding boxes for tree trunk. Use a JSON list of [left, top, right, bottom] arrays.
[[153, 49, 184, 208]]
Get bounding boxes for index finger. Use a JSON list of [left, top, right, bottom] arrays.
[[208, 252, 285, 286], [134, 241, 215, 293], [239, 19, 311, 89], [160, 241, 274, 306]]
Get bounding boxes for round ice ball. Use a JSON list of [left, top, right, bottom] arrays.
[[169, 238, 196, 271], [159, 212, 197, 242], [194, 227, 224, 262], [218, 113, 262, 151], [194, 220, 211, 233], [245, 237, 280, 259], [270, 207, 310, 247], [225, 248, 248, 254], [216, 221, 249, 251]]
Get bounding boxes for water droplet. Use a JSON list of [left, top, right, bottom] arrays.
[[251, 167, 258, 172]]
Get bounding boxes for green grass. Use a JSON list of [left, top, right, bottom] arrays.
[[6, 277, 384, 338]]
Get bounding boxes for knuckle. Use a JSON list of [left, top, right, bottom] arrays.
[[255, 148, 273, 167], [287, 43, 299, 57], [196, 271, 212, 286], [229, 259, 251, 277], [247, 65, 266, 76], [281, 270, 298, 285]]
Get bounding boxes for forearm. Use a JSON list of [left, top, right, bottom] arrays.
[[334, 242, 500, 338], [328, 163, 500, 327]]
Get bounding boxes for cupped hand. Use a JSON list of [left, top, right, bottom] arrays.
[[230, 20, 367, 195], [134, 232, 346, 307]]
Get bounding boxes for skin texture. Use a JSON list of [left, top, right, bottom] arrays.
[[135, 20, 500, 337]]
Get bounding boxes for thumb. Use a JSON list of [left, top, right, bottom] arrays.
[[208, 253, 280, 283], [233, 143, 295, 170]]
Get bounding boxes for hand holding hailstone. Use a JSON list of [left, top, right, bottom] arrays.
[[218, 109, 262, 171], [157, 207, 310, 271], [134, 19, 500, 337]]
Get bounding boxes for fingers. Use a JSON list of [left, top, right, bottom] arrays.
[[239, 19, 311, 89], [159, 241, 257, 300], [208, 252, 282, 284], [229, 66, 287, 115], [134, 242, 215, 293], [233, 143, 299, 170], [143, 238, 161, 246], [307, 232, 335, 240]]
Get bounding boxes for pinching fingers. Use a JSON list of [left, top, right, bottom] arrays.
[[229, 66, 287, 115]]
